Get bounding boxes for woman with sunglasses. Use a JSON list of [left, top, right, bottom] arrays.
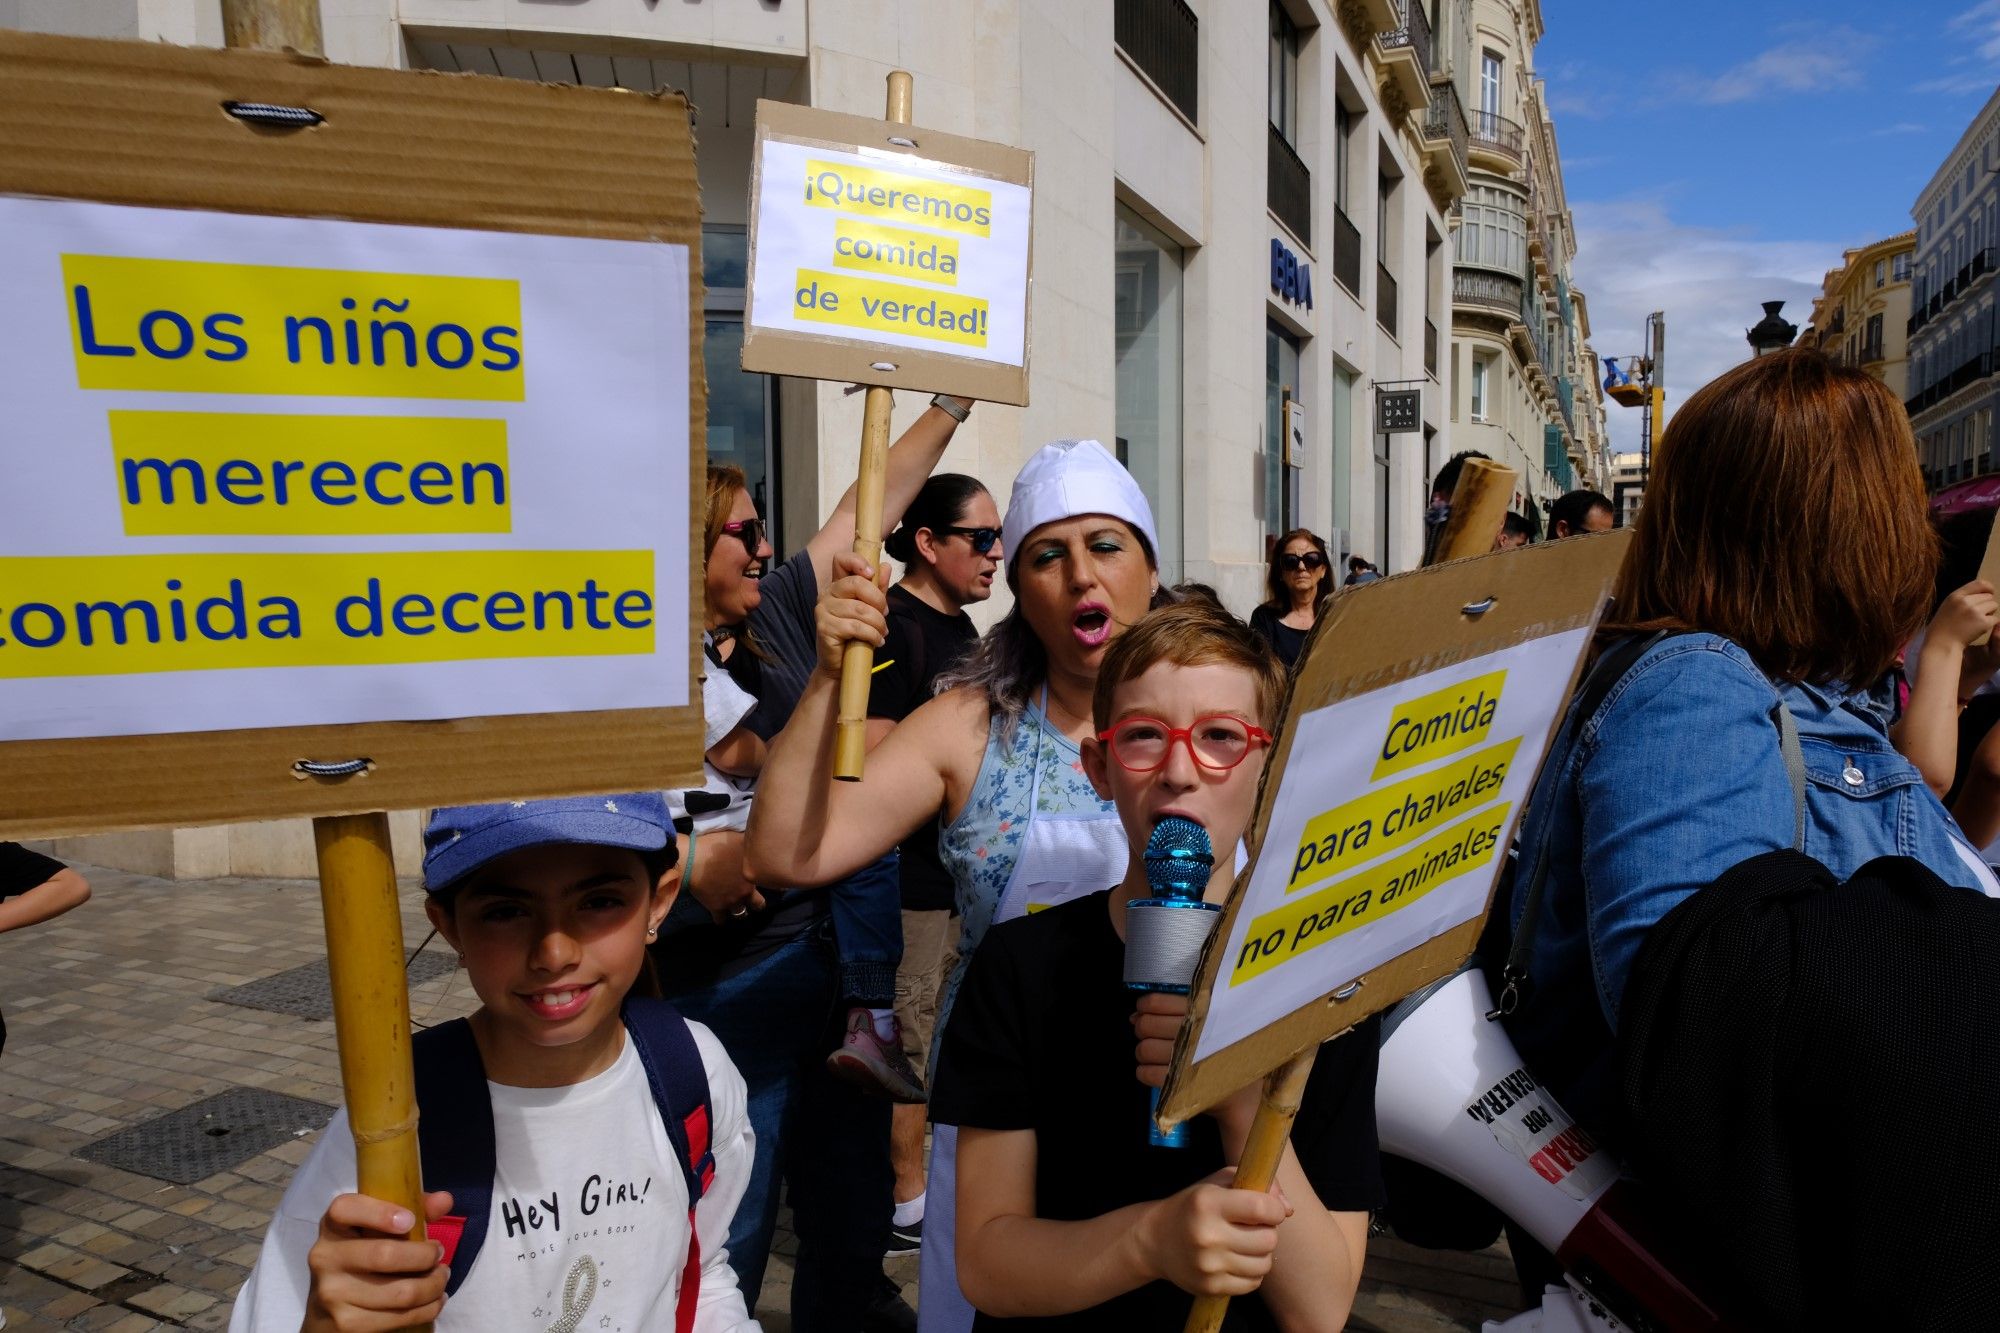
[[658, 396, 972, 1331], [1250, 528, 1335, 670], [748, 438, 1169, 1333], [860, 473, 1002, 1250]]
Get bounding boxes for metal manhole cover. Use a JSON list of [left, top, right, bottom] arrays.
[[75, 1087, 335, 1184], [210, 951, 457, 1020]]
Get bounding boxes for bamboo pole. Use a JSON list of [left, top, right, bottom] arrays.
[[221, 7, 430, 1325], [1432, 456, 1519, 564], [1181, 1049, 1318, 1333], [831, 68, 915, 782], [314, 813, 426, 1248]]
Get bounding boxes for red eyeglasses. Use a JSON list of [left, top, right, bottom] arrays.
[[1096, 715, 1274, 773]]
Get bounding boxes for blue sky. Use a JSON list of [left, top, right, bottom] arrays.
[[1538, 0, 2000, 454]]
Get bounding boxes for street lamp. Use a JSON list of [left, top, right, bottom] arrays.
[[1746, 300, 1798, 358]]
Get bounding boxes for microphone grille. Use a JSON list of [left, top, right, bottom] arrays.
[[1143, 816, 1213, 902]]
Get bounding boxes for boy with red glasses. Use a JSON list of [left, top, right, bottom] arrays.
[[928, 600, 1381, 1330]]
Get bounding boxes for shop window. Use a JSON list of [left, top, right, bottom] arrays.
[[1114, 207, 1186, 579]]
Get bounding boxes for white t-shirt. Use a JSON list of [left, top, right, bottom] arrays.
[[667, 641, 758, 834], [229, 1022, 758, 1333]]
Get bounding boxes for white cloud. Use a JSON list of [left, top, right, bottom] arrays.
[[1869, 121, 1930, 137], [1569, 194, 1851, 458], [1673, 28, 1873, 105], [1917, 2, 2000, 95]]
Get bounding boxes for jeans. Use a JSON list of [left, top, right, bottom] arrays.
[[664, 915, 894, 1328], [830, 852, 904, 1008]]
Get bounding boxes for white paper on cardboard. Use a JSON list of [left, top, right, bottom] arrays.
[[1192, 627, 1594, 1061], [0, 196, 691, 742], [746, 140, 1031, 367]]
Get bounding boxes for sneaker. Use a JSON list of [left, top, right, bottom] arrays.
[[827, 1008, 929, 1103], [860, 1271, 918, 1333], [885, 1211, 923, 1256]]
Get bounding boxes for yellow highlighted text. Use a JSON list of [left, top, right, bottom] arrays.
[[1287, 738, 1521, 895], [1371, 669, 1507, 781], [0, 551, 652, 678], [1232, 804, 1512, 985], [109, 411, 510, 537], [802, 159, 993, 237], [791, 269, 989, 347], [63, 254, 524, 400], [831, 218, 961, 286]]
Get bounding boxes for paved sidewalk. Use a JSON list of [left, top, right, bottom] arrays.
[[0, 865, 1515, 1331]]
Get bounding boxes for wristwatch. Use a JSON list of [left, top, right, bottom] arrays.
[[930, 393, 972, 422]]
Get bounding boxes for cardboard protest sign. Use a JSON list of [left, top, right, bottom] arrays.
[[741, 101, 1033, 406], [0, 30, 705, 838], [1157, 531, 1631, 1125]]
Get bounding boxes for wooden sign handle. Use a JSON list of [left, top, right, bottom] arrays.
[[831, 68, 915, 782], [1432, 457, 1518, 564], [1181, 1048, 1318, 1333], [220, 7, 431, 1328]]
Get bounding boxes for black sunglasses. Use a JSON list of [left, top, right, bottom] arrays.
[[721, 517, 766, 555], [1280, 551, 1327, 572], [938, 526, 1001, 555]]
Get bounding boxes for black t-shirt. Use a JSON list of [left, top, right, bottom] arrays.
[[930, 891, 1384, 1332], [868, 585, 978, 912], [1249, 604, 1309, 671], [0, 843, 64, 900]]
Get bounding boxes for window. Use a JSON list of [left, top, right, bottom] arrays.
[[1114, 207, 1185, 579], [1334, 103, 1353, 213], [1480, 50, 1502, 123], [1470, 356, 1489, 421], [1378, 171, 1393, 262], [1265, 324, 1303, 537], [1456, 185, 1527, 272], [701, 224, 778, 547], [1876, 259, 1887, 288], [1269, 3, 1300, 147], [1866, 312, 1884, 355]]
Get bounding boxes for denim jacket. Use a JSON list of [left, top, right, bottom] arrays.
[[1507, 633, 1990, 1100]]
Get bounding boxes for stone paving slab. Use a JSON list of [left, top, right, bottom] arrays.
[[0, 864, 1513, 1330]]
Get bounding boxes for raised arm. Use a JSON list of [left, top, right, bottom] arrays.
[[744, 553, 974, 888], [802, 400, 968, 588]]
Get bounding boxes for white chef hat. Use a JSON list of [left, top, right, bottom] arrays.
[[999, 438, 1161, 572]]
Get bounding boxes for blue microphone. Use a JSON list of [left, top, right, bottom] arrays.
[[1125, 816, 1222, 1149]]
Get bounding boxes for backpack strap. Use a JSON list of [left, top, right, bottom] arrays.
[[1491, 630, 1667, 1018], [621, 997, 714, 1333], [413, 1018, 496, 1298], [1771, 697, 1807, 852]]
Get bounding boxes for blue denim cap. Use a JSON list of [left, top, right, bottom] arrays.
[[423, 793, 675, 894]]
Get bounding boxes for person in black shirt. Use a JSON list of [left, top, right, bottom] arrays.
[[1249, 529, 1334, 671], [0, 843, 90, 1057], [861, 474, 1000, 1253], [931, 602, 1380, 1330]]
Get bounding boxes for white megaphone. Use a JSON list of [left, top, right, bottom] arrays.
[[1377, 969, 1742, 1330]]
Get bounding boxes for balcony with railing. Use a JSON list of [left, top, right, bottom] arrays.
[[1421, 78, 1469, 204], [1454, 267, 1523, 313], [1114, 0, 1198, 125], [1378, 262, 1399, 337], [1376, 0, 1434, 113], [1860, 339, 1886, 365], [1333, 206, 1362, 298], [1907, 350, 1995, 417], [1910, 247, 1996, 338], [1468, 109, 1525, 173], [1268, 124, 1311, 244]]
